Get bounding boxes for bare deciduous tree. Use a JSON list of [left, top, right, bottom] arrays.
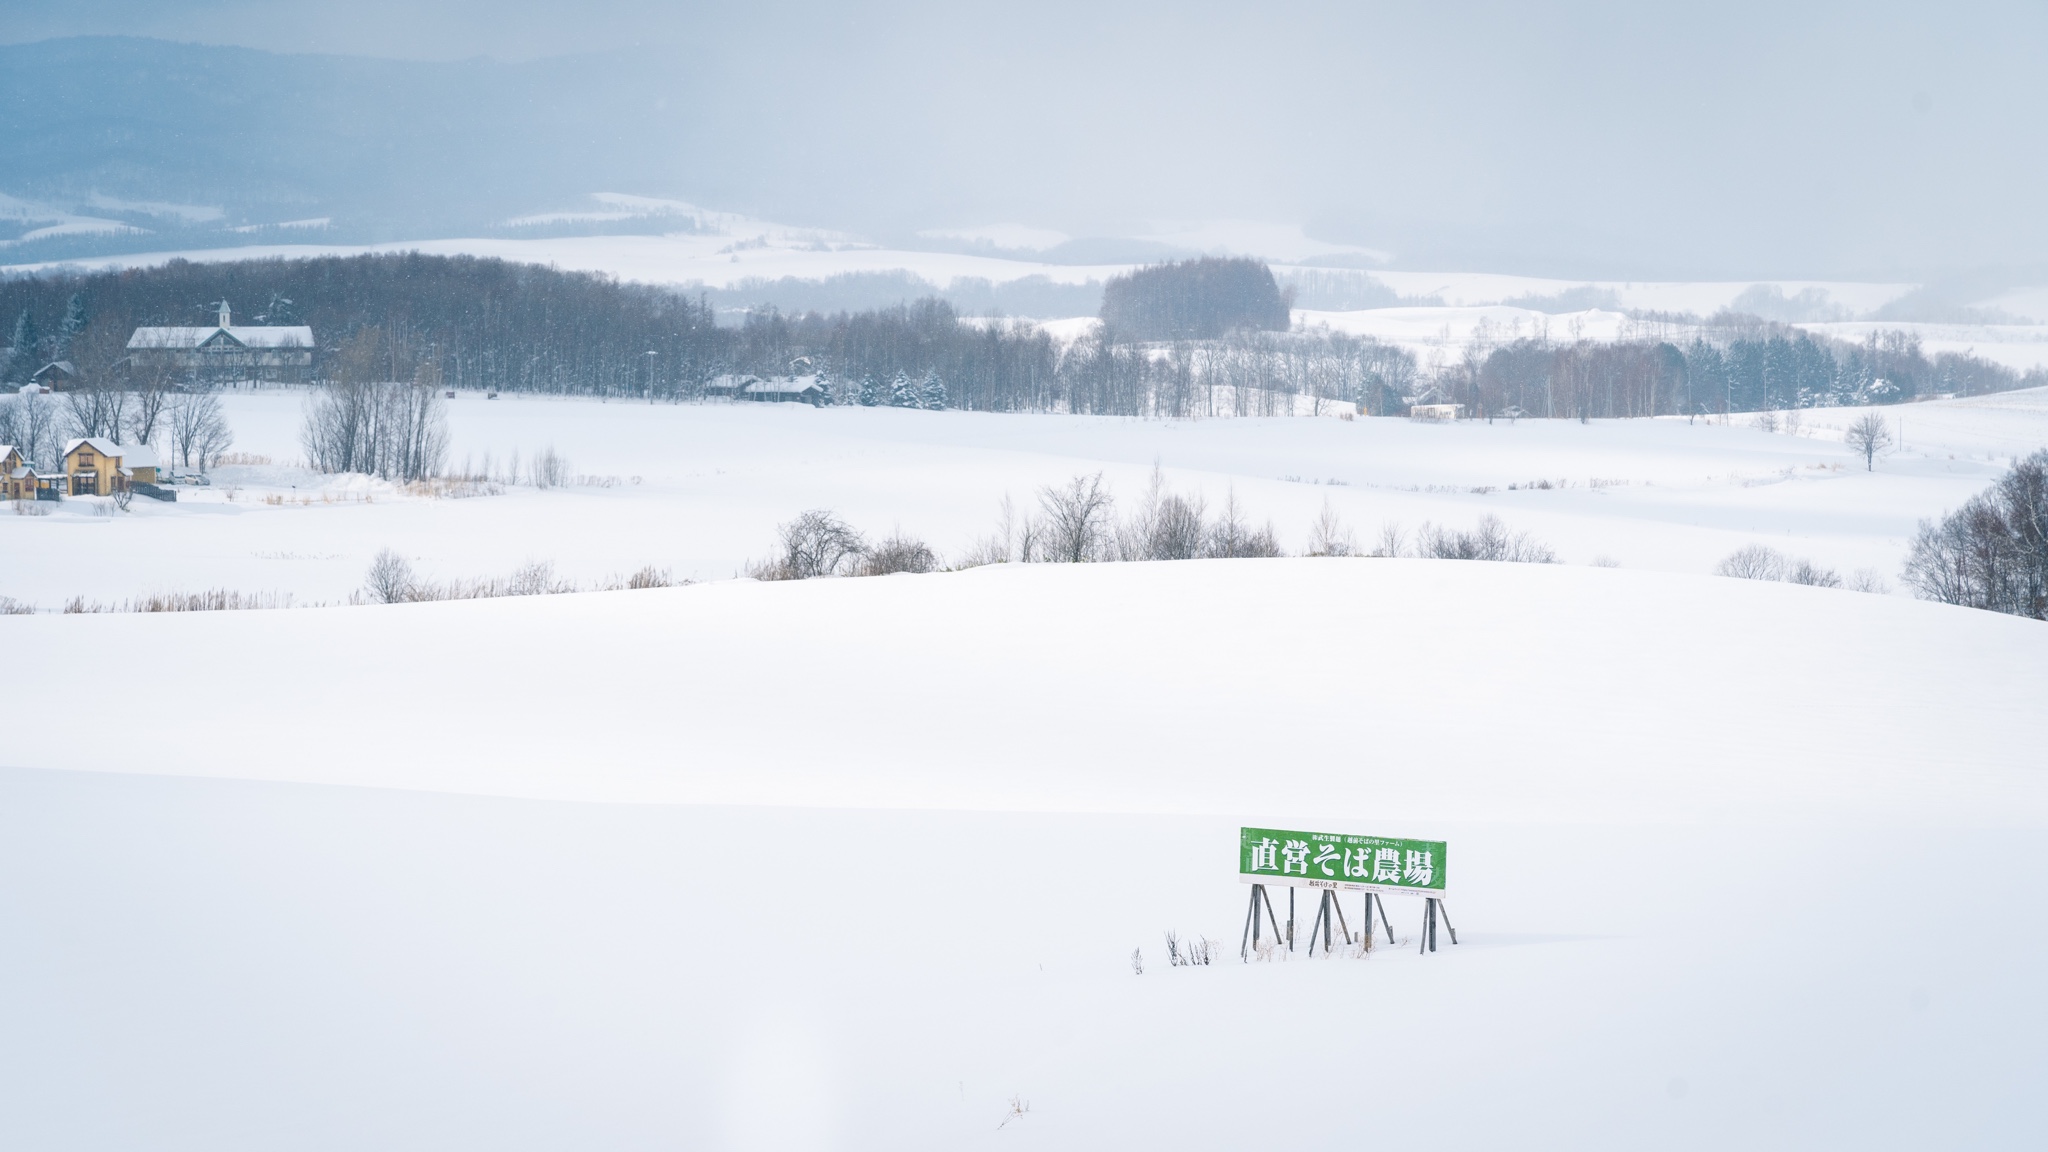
[[1307, 500, 1357, 557], [1369, 522, 1406, 558], [1715, 544, 1788, 581], [1844, 411, 1893, 471], [1036, 472, 1114, 562], [759, 510, 868, 579], [301, 379, 448, 480], [0, 390, 61, 468], [1203, 486, 1283, 558], [62, 381, 127, 442], [1715, 544, 1840, 587], [126, 369, 176, 446], [364, 548, 417, 604], [168, 390, 233, 470], [1414, 515, 1555, 563], [1115, 466, 1206, 561]]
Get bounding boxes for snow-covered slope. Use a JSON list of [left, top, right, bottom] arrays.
[[5, 389, 2040, 610], [6, 559, 2042, 823], [1, 559, 2044, 1150]]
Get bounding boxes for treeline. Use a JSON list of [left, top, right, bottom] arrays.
[[1, 253, 725, 396], [1904, 450, 2048, 619], [732, 300, 1419, 416], [1437, 324, 2043, 419], [1099, 257, 1292, 341], [9, 253, 2033, 421]]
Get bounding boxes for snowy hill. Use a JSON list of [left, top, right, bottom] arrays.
[[6, 388, 2045, 611], [1, 558, 2044, 1149]]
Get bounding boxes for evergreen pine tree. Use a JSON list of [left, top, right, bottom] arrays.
[[7, 309, 40, 381], [920, 368, 946, 410], [52, 293, 88, 360], [890, 370, 916, 407], [858, 373, 879, 406], [261, 293, 299, 325]]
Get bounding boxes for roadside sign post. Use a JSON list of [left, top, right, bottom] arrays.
[[1237, 826, 1454, 959]]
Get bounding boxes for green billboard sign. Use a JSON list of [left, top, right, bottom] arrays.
[[1239, 826, 1447, 895]]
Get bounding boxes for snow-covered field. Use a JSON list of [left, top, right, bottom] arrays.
[[4, 391, 2047, 1150], [6, 387, 2046, 609], [3, 560, 2045, 1150]]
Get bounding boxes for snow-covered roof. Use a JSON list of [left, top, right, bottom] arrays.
[[8, 466, 33, 480], [743, 375, 823, 394], [57, 438, 160, 469], [32, 360, 76, 378], [64, 437, 124, 460], [128, 325, 315, 350], [0, 444, 15, 460]]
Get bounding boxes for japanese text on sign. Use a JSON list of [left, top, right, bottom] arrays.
[[1239, 826, 1447, 894]]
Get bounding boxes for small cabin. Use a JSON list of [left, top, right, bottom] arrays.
[[741, 376, 826, 407], [30, 361, 79, 390], [1410, 403, 1464, 421]]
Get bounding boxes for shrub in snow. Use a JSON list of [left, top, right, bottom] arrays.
[[365, 548, 417, 604], [754, 509, 867, 580], [1414, 515, 1556, 563], [623, 565, 672, 589], [1203, 488, 1284, 558], [860, 534, 937, 576], [1716, 544, 1841, 588], [1716, 544, 1786, 581]]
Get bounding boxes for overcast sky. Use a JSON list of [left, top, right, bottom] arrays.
[[7, 1, 2046, 278]]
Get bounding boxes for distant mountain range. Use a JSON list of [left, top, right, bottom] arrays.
[[0, 37, 709, 262]]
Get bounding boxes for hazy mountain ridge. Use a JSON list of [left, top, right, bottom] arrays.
[[0, 37, 690, 258]]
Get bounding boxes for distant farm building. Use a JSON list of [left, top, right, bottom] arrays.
[[30, 361, 79, 389], [704, 374, 827, 407], [1410, 403, 1464, 421], [128, 301, 315, 383]]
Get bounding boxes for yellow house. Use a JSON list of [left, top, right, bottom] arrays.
[[1, 445, 36, 500], [63, 437, 135, 496]]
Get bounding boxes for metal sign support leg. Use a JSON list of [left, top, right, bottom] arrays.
[[1416, 897, 1457, 954], [1370, 892, 1395, 945], [1241, 885, 1260, 960], [1241, 884, 1288, 962]]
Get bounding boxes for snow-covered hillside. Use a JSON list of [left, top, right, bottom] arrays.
[[5, 388, 2045, 610], [5, 378, 2046, 1152], [1, 559, 2043, 1150]]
